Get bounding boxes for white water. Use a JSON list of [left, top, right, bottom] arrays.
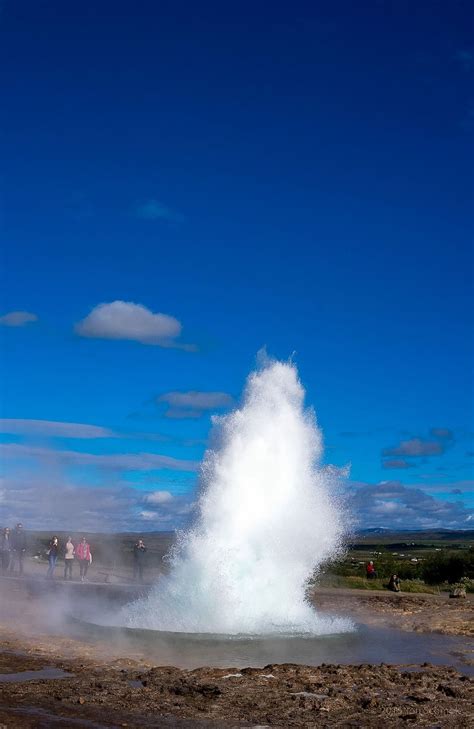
[[123, 358, 352, 635]]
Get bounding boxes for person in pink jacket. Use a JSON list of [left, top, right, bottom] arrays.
[[76, 537, 92, 582]]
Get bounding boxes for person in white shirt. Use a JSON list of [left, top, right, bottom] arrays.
[[64, 536, 75, 580]]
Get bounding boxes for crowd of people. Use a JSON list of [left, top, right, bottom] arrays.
[[1, 525, 148, 583], [46, 535, 93, 582]]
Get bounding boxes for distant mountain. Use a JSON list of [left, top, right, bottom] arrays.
[[356, 527, 391, 535], [354, 527, 474, 542]]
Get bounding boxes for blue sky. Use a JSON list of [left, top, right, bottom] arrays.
[[0, 1, 472, 531]]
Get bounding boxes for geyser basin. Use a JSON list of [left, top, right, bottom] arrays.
[[69, 615, 473, 675], [122, 357, 352, 635]]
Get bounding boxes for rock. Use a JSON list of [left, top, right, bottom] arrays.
[[406, 693, 432, 703], [197, 683, 221, 698], [449, 587, 466, 599], [437, 683, 459, 698]]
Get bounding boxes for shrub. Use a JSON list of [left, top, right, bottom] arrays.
[[422, 551, 474, 584]]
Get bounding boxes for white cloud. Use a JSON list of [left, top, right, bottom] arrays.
[[348, 479, 472, 529], [159, 392, 234, 409], [0, 442, 198, 473], [158, 391, 234, 418], [75, 301, 182, 346], [0, 419, 115, 439], [139, 510, 160, 521], [0, 311, 38, 327], [382, 437, 444, 457], [0, 474, 194, 531], [382, 459, 416, 469], [145, 490, 174, 505]]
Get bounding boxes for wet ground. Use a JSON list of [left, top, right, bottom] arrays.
[[0, 576, 473, 727], [68, 616, 473, 674], [0, 648, 472, 728]]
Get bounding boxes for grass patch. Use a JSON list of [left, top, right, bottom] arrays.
[[316, 574, 442, 594]]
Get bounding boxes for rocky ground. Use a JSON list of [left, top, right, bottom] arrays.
[[0, 648, 473, 728], [0, 578, 473, 727], [310, 588, 474, 637]]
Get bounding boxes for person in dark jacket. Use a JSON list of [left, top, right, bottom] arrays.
[[1, 527, 12, 572], [388, 574, 401, 592], [10, 523, 27, 576], [46, 536, 59, 578], [133, 539, 147, 583]]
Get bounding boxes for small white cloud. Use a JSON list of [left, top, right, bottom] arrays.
[[0, 311, 38, 327], [139, 510, 159, 521], [75, 301, 182, 345], [382, 459, 416, 469], [159, 392, 234, 409], [158, 391, 234, 418], [372, 500, 400, 514], [145, 490, 173, 505], [382, 437, 444, 457]]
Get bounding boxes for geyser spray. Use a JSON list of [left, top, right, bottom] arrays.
[[123, 358, 352, 635]]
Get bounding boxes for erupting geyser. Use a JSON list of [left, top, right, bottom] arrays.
[[123, 357, 352, 635]]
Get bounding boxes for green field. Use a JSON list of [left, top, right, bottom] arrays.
[[317, 529, 474, 593]]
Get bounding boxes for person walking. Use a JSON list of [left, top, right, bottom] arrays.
[[133, 538, 147, 583], [1, 527, 12, 572], [46, 536, 59, 578], [64, 536, 75, 580], [76, 537, 92, 582], [10, 523, 27, 576]]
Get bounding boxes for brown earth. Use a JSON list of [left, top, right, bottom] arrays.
[[0, 578, 473, 727], [0, 648, 473, 728], [310, 587, 474, 637]]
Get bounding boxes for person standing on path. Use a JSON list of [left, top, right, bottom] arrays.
[[76, 537, 92, 582], [64, 536, 75, 580], [1, 527, 12, 572], [46, 536, 59, 578], [10, 523, 27, 576], [133, 538, 147, 583]]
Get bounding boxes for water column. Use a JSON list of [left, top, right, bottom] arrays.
[[123, 358, 351, 635]]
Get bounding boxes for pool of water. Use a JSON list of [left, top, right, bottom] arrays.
[[0, 667, 73, 683], [69, 616, 473, 675]]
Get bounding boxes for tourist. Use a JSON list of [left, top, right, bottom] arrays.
[[388, 574, 401, 592], [76, 537, 92, 582], [10, 523, 27, 576], [46, 536, 59, 578], [64, 536, 75, 580], [366, 560, 377, 579], [133, 538, 147, 583], [1, 527, 12, 572]]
